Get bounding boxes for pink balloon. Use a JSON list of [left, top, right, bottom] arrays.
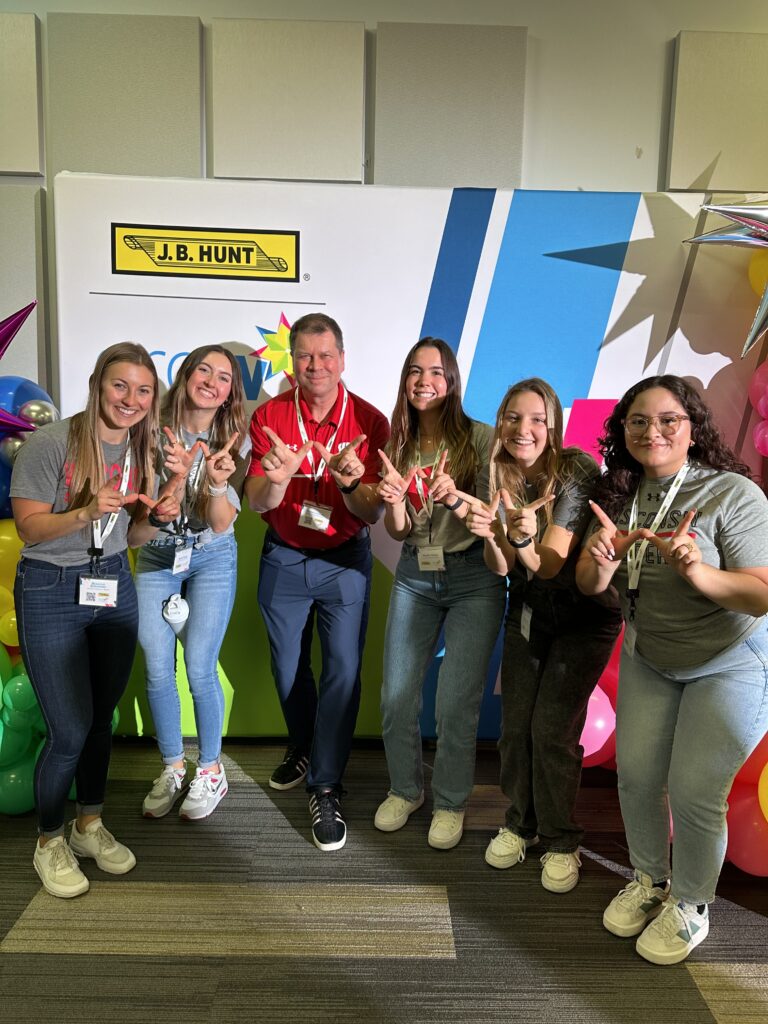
[[748, 361, 768, 410], [581, 685, 616, 767], [757, 392, 768, 420], [736, 729, 768, 785], [597, 635, 621, 709], [753, 420, 768, 458], [726, 782, 768, 876]]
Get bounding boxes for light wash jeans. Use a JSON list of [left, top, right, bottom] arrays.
[[617, 617, 768, 904], [135, 532, 237, 768], [381, 542, 506, 810]]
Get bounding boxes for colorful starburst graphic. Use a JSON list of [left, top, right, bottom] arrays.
[[253, 312, 293, 379]]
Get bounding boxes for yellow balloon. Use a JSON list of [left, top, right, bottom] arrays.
[[748, 250, 768, 297], [0, 585, 13, 617], [0, 610, 18, 648], [759, 759, 768, 826], [0, 520, 22, 594]]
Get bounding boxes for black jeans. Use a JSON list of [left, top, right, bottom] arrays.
[[499, 587, 621, 852], [15, 553, 138, 836]]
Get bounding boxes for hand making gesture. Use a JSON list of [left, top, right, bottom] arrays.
[[314, 434, 367, 490], [465, 489, 507, 540], [376, 450, 421, 505], [200, 432, 239, 489], [584, 500, 653, 565], [162, 426, 203, 479], [260, 426, 314, 486], [136, 491, 182, 525], [427, 451, 459, 506], [505, 493, 555, 545], [83, 480, 140, 522], [646, 509, 701, 579]]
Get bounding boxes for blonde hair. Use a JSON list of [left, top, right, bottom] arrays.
[[66, 342, 158, 514]]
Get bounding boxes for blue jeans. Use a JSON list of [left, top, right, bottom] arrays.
[[257, 530, 372, 791], [617, 618, 768, 904], [135, 533, 237, 768], [14, 552, 138, 837], [381, 542, 506, 810]]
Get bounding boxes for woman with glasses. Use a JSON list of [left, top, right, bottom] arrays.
[[466, 378, 621, 892], [576, 374, 768, 965]]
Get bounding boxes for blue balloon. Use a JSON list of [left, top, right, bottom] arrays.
[[0, 376, 53, 417]]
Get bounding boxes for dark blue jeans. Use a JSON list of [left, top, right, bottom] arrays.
[[257, 531, 372, 791], [15, 552, 138, 837], [499, 587, 621, 852]]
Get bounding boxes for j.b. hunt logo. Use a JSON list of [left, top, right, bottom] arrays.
[[111, 223, 300, 282]]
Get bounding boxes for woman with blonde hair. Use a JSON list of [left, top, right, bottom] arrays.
[[374, 337, 506, 850], [11, 342, 180, 898], [136, 345, 250, 821], [467, 377, 621, 891]]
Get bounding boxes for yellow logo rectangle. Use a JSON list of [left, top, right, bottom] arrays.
[[112, 224, 299, 282]]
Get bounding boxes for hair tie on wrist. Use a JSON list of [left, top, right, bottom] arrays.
[[147, 511, 164, 528], [208, 484, 227, 497], [508, 534, 532, 548], [339, 478, 361, 494], [443, 496, 464, 511]]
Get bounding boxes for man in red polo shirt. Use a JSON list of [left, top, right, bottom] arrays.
[[246, 313, 389, 851]]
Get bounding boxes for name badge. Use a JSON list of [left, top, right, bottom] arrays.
[[172, 544, 193, 575], [623, 623, 637, 658], [299, 501, 333, 532], [417, 545, 445, 572], [520, 603, 532, 641], [79, 575, 119, 608]]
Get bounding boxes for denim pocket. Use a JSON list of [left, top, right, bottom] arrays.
[[745, 626, 768, 669], [18, 563, 61, 593]]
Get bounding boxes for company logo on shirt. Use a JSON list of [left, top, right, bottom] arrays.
[[112, 223, 300, 282]]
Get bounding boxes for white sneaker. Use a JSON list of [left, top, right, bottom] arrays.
[[179, 765, 228, 820], [33, 836, 89, 898], [603, 872, 670, 937], [374, 792, 424, 832], [485, 828, 539, 869], [143, 764, 187, 818], [636, 900, 709, 965], [69, 819, 136, 875], [428, 809, 465, 850], [540, 850, 581, 893]]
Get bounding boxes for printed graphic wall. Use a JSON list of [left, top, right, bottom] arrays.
[[54, 173, 767, 739]]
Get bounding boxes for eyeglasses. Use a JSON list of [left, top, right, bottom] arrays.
[[622, 414, 690, 437]]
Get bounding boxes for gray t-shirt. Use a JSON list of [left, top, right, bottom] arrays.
[[406, 421, 492, 554], [509, 447, 600, 598], [151, 425, 251, 543], [601, 462, 768, 668], [10, 417, 135, 566]]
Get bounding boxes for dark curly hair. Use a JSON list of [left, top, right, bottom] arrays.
[[594, 374, 752, 520]]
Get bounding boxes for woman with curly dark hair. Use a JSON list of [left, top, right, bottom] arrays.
[[576, 374, 768, 965]]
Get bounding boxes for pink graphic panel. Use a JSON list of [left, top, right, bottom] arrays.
[[564, 398, 616, 466]]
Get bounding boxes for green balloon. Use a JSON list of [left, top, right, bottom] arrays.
[[2, 674, 37, 713], [111, 706, 120, 734], [2, 705, 32, 731], [10, 661, 27, 678], [0, 644, 12, 686], [0, 718, 31, 768], [0, 745, 36, 815]]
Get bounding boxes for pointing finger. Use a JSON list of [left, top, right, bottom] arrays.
[[526, 494, 556, 513], [673, 509, 696, 538], [378, 449, 396, 475], [162, 425, 178, 447], [344, 434, 366, 453], [589, 500, 616, 534], [262, 426, 285, 450]]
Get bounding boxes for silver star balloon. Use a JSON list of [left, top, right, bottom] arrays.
[[686, 197, 768, 357]]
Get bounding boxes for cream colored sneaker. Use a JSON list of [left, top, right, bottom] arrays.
[[485, 828, 539, 869], [428, 809, 465, 850], [33, 836, 89, 898], [69, 819, 136, 875], [540, 850, 581, 893], [374, 792, 424, 832]]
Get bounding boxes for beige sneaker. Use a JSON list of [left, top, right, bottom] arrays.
[[485, 828, 539, 869], [428, 809, 465, 850], [540, 850, 581, 893], [374, 792, 424, 832], [69, 819, 136, 875], [33, 836, 89, 898]]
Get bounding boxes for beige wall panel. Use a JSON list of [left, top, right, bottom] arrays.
[[211, 19, 364, 182], [46, 13, 202, 179], [0, 186, 44, 382], [668, 31, 768, 191], [373, 22, 526, 188], [0, 14, 42, 175]]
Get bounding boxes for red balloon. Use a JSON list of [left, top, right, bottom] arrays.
[[726, 782, 768, 876], [736, 729, 768, 785], [748, 361, 768, 410]]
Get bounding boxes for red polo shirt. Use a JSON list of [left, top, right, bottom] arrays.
[[249, 384, 389, 549]]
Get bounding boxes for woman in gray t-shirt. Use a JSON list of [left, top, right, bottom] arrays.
[[578, 373, 768, 966]]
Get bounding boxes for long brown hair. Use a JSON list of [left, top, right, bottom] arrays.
[[387, 337, 479, 491], [162, 345, 248, 519], [67, 342, 158, 513], [489, 378, 579, 524]]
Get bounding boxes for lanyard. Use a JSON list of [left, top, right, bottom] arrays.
[[625, 461, 690, 618], [175, 443, 206, 536], [294, 385, 348, 493], [91, 443, 132, 555], [414, 443, 446, 519]]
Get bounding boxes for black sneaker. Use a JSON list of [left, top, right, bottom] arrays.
[[269, 748, 310, 791], [309, 789, 346, 851]]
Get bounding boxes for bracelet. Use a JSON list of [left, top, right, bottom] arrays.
[[207, 484, 228, 497], [442, 496, 464, 511], [508, 534, 532, 549], [338, 478, 361, 494], [147, 511, 164, 528]]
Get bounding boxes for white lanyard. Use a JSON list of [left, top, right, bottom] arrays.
[[626, 461, 690, 595], [294, 385, 348, 488], [92, 443, 132, 553], [414, 442, 446, 519]]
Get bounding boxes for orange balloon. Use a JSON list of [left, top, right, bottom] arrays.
[[748, 250, 768, 297], [759, 760, 768, 827]]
